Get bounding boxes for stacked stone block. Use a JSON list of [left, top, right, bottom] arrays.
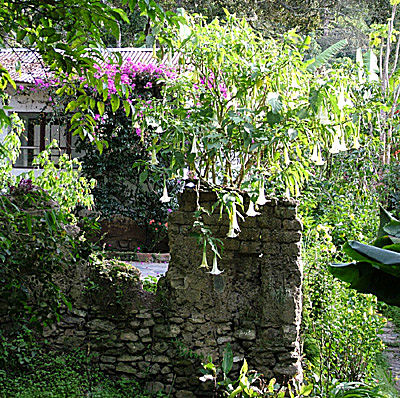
[[11, 188, 303, 397]]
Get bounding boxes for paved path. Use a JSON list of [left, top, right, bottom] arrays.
[[380, 321, 400, 391], [128, 261, 169, 279]]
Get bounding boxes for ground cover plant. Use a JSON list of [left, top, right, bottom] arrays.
[[0, 349, 167, 398]]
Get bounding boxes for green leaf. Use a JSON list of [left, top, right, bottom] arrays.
[[329, 262, 359, 284], [372, 236, 393, 248], [221, 343, 233, 375], [383, 220, 400, 238], [344, 240, 400, 267], [330, 261, 400, 306], [307, 39, 348, 73], [123, 101, 131, 117], [111, 95, 120, 113], [299, 384, 313, 396], [240, 359, 248, 376], [97, 101, 105, 116], [139, 169, 148, 184], [378, 206, 398, 237]]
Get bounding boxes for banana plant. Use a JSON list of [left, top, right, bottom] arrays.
[[329, 207, 400, 306]]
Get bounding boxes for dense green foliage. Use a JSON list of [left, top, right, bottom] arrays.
[[0, 349, 166, 397], [70, 62, 179, 250], [300, 150, 394, 395]]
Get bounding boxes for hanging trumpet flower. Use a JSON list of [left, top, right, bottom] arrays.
[[310, 144, 319, 163], [329, 134, 341, 154], [209, 252, 223, 275], [256, 179, 267, 206], [160, 180, 171, 203], [199, 240, 208, 268], [317, 106, 330, 125], [227, 202, 240, 238], [150, 148, 159, 165], [353, 135, 361, 150], [246, 200, 260, 217], [191, 134, 198, 154]]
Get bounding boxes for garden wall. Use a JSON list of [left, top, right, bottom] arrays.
[[43, 189, 303, 397]]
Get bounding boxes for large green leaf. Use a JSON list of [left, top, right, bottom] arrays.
[[345, 240, 400, 266], [329, 262, 359, 284], [306, 39, 348, 73], [372, 235, 393, 248], [330, 261, 400, 306], [221, 343, 233, 375], [378, 206, 397, 237], [383, 221, 400, 238]]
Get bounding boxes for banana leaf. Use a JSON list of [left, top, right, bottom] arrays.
[[378, 206, 398, 237], [371, 235, 393, 248], [344, 241, 400, 277], [383, 221, 400, 238], [330, 262, 400, 306]]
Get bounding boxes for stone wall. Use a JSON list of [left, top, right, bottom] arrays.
[[42, 188, 303, 397]]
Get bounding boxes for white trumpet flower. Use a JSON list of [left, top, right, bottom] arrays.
[[160, 183, 171, 203], [227, 202, 240, 238], [209, 253, 223, 275], [232, 202, 240, 232], [353, 135, 361, 150], [329, 135, 341, 154], [246, 200, 260, 217], [191, 135, 198, 154], [199, 241, 208, 268], [226, 223, 237, 238], [317, 106, 330, 125], [256, 180, 267, 206], [310, 144, 319, 163]]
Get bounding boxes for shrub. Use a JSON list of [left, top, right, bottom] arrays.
[[0, 179, 98, 370]]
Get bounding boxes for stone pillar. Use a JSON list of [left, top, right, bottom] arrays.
[[164, 188, 303, 387]]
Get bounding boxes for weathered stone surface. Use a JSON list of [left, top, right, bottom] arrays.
[[116, 363, 136, 374], [138, 328, 150, 337], [5, 188, 302, 396], [126, 342, 145, 353], [87, 319, 115, 332], [146, 381, 164, 393], [234, 329, 256, 341], [118, 354, 143, 362], [100, 355, 116, 363], [120, 332, 139, 341], [217, 336, 233, 345]]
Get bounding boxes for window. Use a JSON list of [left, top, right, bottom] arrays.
[[14, 112, 79, 168]]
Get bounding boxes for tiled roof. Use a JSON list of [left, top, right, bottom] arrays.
[[0, 48, 180, 84]]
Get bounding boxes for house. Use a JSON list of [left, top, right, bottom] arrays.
[[0, 47, 178, 176]]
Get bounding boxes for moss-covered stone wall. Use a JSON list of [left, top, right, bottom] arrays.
[[42, 188, 303, 397]]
